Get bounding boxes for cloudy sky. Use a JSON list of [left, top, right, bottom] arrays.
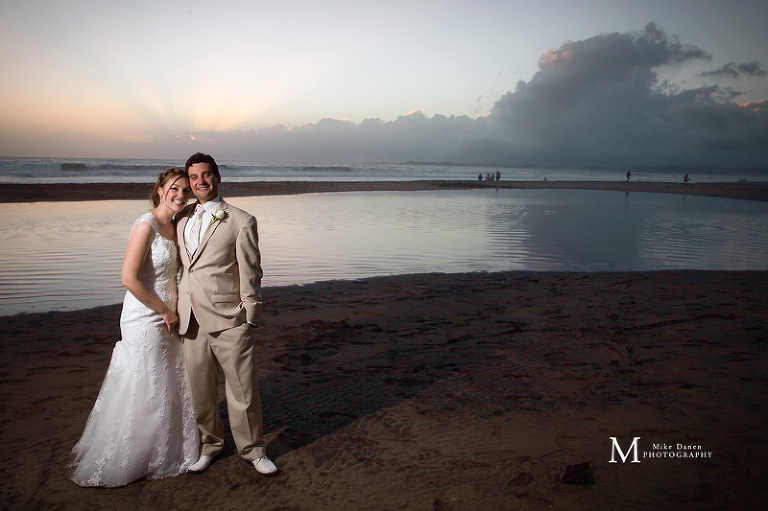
[[1, 0, 767, 167]]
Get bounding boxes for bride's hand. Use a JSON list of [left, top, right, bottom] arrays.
[[161, 308, 180, 333]]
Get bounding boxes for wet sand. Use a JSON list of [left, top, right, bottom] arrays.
[[2, 179, 768, 203], [1, 271, 767, 510]]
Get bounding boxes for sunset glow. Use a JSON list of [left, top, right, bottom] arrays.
[[0, 0, 765, 164], [540, 48, 574, 65], [741, 99, 767, 114]]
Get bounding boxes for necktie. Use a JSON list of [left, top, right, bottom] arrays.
[[186, 205, 205, 256]]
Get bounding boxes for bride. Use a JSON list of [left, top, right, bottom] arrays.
[[71, 168, 199, 487]]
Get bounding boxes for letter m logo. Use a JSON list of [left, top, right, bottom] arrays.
[[609, 437, 641, 463]]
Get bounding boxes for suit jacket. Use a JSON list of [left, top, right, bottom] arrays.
[[176, 199, 263, 335]]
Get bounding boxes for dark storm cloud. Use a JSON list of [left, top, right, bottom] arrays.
[[151, 112, 490, 164], [149, 23, 767, 169], [700, 60, 767, 78], [474, 23, 767, 167]]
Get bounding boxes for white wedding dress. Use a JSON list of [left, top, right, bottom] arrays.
[[71, 213, 198, 487]]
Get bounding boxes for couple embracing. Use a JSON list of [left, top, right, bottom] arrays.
[[71, 153, 277, 487]]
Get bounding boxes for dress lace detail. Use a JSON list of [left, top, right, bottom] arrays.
[[71, 212, 198, 487]]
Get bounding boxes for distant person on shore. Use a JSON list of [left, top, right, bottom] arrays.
[[176, 152, 277, 476], [684, 174, 690, 183], [626, 171, 631, 182], [495, 171, 501, 181], [478, 172, 483, 182], [71, 169, 198, 487]]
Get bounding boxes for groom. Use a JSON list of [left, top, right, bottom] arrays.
[[176, 152, 277, 475]]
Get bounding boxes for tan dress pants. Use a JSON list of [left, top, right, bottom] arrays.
[[182, 317, 266, 460]]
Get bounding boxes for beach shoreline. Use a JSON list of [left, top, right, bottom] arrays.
[[3, 179, 767, 508], [3, 179, 768, 202], [1, 270, 767, 509]]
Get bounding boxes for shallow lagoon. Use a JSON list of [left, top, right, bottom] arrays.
[[1, 188, 766, 315]]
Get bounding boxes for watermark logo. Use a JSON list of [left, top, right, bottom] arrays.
[[609, 437, 713, 463], [609, 437, 641, 463]]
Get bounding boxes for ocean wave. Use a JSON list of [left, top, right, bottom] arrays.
[[61, 163, 89, 172], [93, 163, 168, 172], [0, 157, 764, 184], [300, 166, 353, 172], [58, 161, 173, 173]]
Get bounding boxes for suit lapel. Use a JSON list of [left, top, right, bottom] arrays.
[[178, 203, 197, 266]]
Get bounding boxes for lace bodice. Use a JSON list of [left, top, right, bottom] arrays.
[[125, 212, 179, 310]]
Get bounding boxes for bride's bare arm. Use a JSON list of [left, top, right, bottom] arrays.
[[121, 221, 179, 332]]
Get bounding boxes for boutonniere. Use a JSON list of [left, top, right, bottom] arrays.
[[211, 208, 226, 223]]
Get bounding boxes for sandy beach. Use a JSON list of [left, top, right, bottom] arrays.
[[1, 181, 767, 509], [1, 271, 766, 509]]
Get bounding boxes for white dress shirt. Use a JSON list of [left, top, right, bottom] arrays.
[[185, 196, 222, 248]]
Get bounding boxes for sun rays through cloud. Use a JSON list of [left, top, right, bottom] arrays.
[[0, 1, 766, 164]]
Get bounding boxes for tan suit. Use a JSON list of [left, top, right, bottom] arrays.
[[176, 199, 266, 460]]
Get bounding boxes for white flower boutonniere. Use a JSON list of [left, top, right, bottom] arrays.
[[211, 208, 226, 223]]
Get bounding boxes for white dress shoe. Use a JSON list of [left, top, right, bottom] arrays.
[[252, 456, 278, 475], [188, 455, 213, 473]]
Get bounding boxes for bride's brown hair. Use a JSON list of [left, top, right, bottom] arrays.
[[150, 168, 188, 207]]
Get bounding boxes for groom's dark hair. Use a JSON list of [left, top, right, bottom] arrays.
[[185, 152, 220, 179]]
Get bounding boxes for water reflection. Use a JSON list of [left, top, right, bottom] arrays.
[[514, 190, 645, 270], [1, 189, 766, 315]]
